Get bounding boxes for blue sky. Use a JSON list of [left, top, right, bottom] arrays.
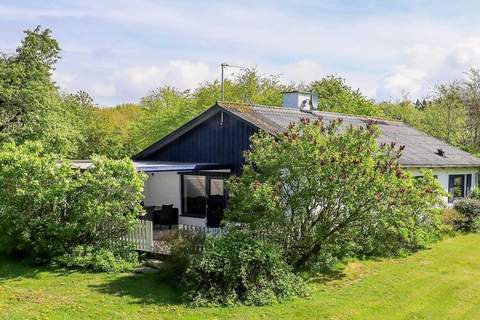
[[2, 0, 480, 106]]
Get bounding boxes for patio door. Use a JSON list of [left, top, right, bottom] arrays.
[[206, 178, 226, 228]]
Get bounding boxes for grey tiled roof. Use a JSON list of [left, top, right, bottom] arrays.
[[219, 102, 480, 168]]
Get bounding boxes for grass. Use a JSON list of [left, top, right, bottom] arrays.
[[1, 234, 480, 319]]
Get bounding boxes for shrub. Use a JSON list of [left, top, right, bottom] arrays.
[[441, 207, 466, 235], [169, 230, 206, 273], [469, 187, 480, 200], [226, 119, 445, 270], [453, 198, 480, 232], [0, 142, 146, 270], [180, 230, 306, 307], [53, 243, 139, 272]]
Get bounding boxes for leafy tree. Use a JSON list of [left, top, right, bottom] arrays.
[[380, 99, 424, 128], [309, 76, 380, 116], [462, 68, 480, 150], [91, 103, 141, 158], [423, 83, 466, 147], [131, 70, 288, 152], [73, 95, 141, 159], [0, 26, 82, 156], [131, 86, 197, 151], [195, 68, 286, 107], [226, 118, 444, 269], [0, 141, 146, 269]]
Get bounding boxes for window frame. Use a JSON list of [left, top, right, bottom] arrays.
[[181, 174, 207, 218], [448, 173, 473, 203], [180, 172, 230, 218]]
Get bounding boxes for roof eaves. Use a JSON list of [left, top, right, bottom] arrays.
[[400, 163, 480, 168], [132, 105, 222, 160]]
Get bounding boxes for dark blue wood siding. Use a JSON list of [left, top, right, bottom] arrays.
[[142, 112, 257, 175]]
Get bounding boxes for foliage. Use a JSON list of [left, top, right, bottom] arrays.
[[453, 198, 480, 232], [380, 100, 424, 127], [226, 119, 445, 270], [130, 70, 288, 153], [131, 87, 199, 151], [0, 141, 146, 267], [0, 26, 85, 157], [180, 230, 306, 307], [73, 96, 141, 159], [422, 83, 466, 147], [169, 230, 206, 274], [1, 235, 480, 319], [470, 187, 480, 200], [441, 207, 465, 235], [381, 71, 480, 155], [462, 68, 480, 150], [53, 243, 139, 272], [309, 76, 380, 116]]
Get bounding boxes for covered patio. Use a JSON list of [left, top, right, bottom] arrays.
[[71, 160, 232, 253], [137, 161, 232, 231]]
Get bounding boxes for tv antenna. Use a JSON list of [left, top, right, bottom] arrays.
[[221, 63, 248, 101]]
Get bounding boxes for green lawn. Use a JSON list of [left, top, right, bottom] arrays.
[[1, 235, 480, 319]]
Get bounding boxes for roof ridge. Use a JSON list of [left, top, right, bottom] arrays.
[[217, 101, 404, 124]]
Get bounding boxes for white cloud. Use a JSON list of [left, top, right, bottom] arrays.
[[275, 60, 325, 85], [380, 38, 480, 99], [0, 5, 89, 19], [91, 83, 117, 99], [6, 1, 480, 105], [120, 60, 216, 93]]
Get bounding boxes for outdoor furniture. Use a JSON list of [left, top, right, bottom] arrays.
[[152, 205, 178, 229]]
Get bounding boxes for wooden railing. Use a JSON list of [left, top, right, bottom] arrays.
[[123, 220, 154, 252], [123, 221, 224, 253]]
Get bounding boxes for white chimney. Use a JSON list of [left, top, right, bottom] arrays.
[[282, 91, 318, 111]]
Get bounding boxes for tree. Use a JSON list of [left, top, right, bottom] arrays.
[[462, 68, 480, 150], [131, 69, 289, 153], [131, 86, 197, 151], [0, 141, 146, 269], [379, 99, 424, 128], [0, 26, 82, 156], [423, 83, 466, 147], [226, 118, 444, 269], [309, 76, 380, 116]]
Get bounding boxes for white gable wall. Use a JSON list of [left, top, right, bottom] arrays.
[[142, 170, 230, 227], [405, 167, 479, 204], [143, 171, 206, 226]]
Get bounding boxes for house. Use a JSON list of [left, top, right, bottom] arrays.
[[128, 91, 480, 230]]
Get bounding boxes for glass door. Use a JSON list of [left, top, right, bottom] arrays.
[[206, 178, 226, 228]]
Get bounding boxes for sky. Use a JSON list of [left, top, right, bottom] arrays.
[[2, 0, 480, 106]]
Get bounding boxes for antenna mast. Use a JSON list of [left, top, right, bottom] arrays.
[[220, 63, 248, 101]]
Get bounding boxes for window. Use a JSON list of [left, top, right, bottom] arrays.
[[448, 174, 472, 203], [182, 175, 206, 217], [210, 179, 224, 196]]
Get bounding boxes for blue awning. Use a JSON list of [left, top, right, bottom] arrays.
[[69, 160, 232, 173], [133, 161, 232, 172]]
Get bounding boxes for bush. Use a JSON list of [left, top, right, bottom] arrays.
[[0, 142, 146, 270], [226, 119, 445, 270], [53, 243, 139, 272], [441, 207, 466, 235], [180, 230, 306, 307], [453, 198, 480, 232], [469, 187, 480, 200], [169, 230, 206, 273]]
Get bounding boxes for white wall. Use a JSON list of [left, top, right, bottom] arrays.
[[405, 167, 479, 204], [143, 171, 181, 209], [143, 170, 230, 228]]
